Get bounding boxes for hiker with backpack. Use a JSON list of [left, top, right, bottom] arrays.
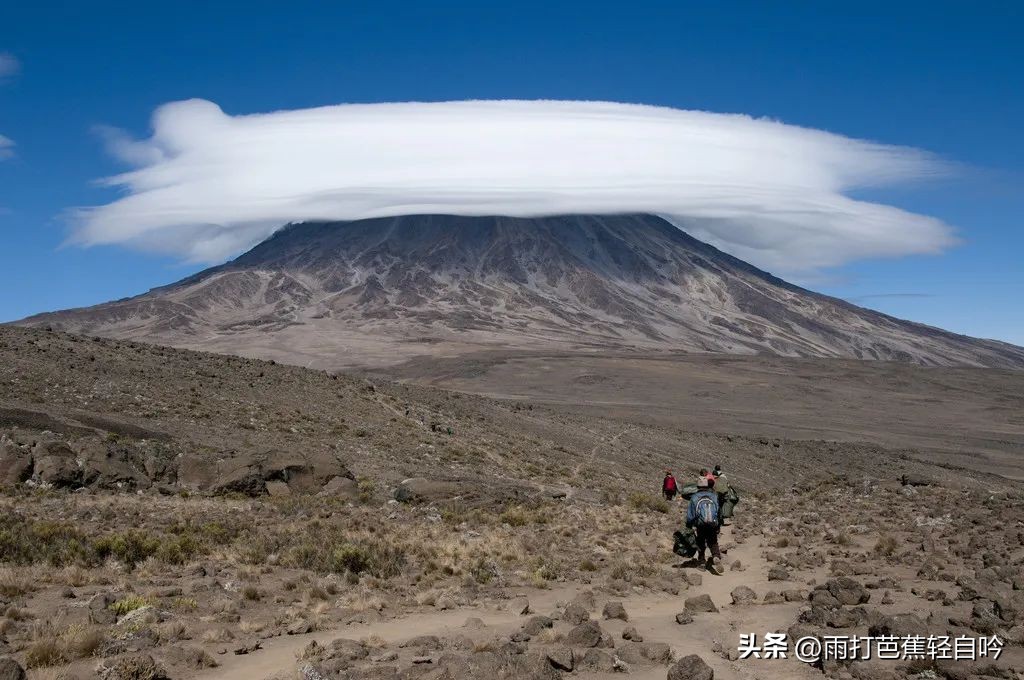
[[662, 470, 678, 501], [686, 476, 722, 573], [713, 464, 730, 524]]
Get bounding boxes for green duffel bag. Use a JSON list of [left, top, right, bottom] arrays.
[[679, 484, 700, 499], [672, 528, 698, 558], [720, 486, 740, 519]]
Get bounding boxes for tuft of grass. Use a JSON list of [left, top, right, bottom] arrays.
[[109, 595, 151, 616], [0, 567, 37, 597], [500, 505, 549, 527], [24, 626, 64, 668], [628, 492, 670, 514], [61, 624, 106, 659]]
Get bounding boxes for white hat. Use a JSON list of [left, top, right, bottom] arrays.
[[696, 477, 709, 488]]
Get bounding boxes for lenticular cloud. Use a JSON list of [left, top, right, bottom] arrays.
[[73, 99, 956, 272]]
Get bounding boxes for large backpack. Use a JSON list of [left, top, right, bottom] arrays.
[[672, 528, 698, 557], [693, 494, 718, 527]]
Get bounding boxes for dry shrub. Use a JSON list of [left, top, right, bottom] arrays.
[[201, 627, 235, 643], [61, 624, 105, 659], [0, 567, 36, 597], [24, 625, 63, 668], [627, 493, 669, 514], [537, 628, 564, 644], [874, 534, 898, 556]]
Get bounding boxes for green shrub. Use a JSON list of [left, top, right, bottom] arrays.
[[0, 517, 95, 567], [93, 531, 161, 569]]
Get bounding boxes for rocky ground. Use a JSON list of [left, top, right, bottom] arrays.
[[1, 326, 1022, 679]]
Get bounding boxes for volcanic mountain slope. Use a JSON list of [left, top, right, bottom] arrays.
[[18, 214, 1024, 370]]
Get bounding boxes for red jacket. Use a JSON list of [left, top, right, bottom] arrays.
[[663, 475, 677, 492]]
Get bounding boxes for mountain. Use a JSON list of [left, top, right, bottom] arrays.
[[17, 213, 1024, 370]]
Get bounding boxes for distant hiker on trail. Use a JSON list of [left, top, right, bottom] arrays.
[[662, 471, 678, 501], [700, 468, 715, 482], [686, 476, 722, 573], [713, 465, 730, 521]]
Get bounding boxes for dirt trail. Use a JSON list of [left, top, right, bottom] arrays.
[[199, 521, 825, 680]]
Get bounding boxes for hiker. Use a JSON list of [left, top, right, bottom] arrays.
[[662, 470, 678, 501], [686, 476, 722, 573], [713, 464, 730, 523]]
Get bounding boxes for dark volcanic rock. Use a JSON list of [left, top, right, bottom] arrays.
[[667, 654, 714, 680], [0, 658, 26, 680]]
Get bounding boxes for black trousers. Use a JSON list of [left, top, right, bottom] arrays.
[[695, 523, 721, 560]]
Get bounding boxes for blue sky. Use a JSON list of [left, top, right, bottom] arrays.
[[1, 2, 1021, 345]]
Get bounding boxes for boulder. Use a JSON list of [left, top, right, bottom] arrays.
[[0, 441, 32, 487], [562, 602, 590, 625], [566, 620, 605, 648], [816, 577, 870, 606], [522, 616, 553, 636], [767, 566, 789, 581], [867, 612, 927, 638], [209, 459, 266, 496], [667, 654, 714, 680], [0, 658, 26, 680], [602, 601, 628, 621], [684, 594, 718, 613], [97, 654, 168, 680], [622, 626, 642, 641], [782, 589, 804, 602], [33, 440, 81, 487], [618, 641, 673, 665], [675, 611, 694, 625], [89, 592, 117, 624], [509, 596, 531, 615], [287, 619, 313, 635], [577, 648, 615, 672], [809, 590, 840, 607], [730, 586, 757, 605], [394, 478, 462, 504], [571, 589, 597, 611], [325, 638, 368, 661], [546, 647, 574, 672], [403, 635, 442, 652], [265, 480, 291, 497], [321, 476, 359, 498]]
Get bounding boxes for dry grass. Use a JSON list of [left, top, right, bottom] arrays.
[[0, 567, 38, 597], [60, 623, 106, 659], [874, 534, 899, 557]]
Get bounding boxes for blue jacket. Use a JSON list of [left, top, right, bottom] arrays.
[[686, 490, 719, 528]]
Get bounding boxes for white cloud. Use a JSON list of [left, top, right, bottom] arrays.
[[72, 99, 957, 273], [0, 135, 13, 160], [0, 52, 19, 79]]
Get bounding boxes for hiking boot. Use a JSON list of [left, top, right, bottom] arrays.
[[696, 552, 705, 564], [706, 557, 722, 575]]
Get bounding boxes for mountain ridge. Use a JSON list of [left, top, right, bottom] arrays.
[[16, 213, 1024, 370]]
